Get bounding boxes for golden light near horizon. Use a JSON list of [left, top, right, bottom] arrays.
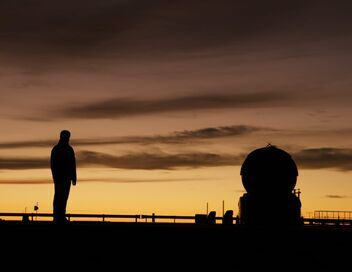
[[1, 1, 352, 218]]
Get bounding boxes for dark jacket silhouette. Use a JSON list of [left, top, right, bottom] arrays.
[[51, 130, 77, 223]]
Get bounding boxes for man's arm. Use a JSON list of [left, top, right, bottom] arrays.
[[71, 148, 77, 186], [50, 147, 57, 181]]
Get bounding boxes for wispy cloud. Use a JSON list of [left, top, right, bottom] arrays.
[[77, 151, 242, 170], [325, 195, 349, 199], [293, 148, 352, 171], [0, 158, 49, 170], [53, 93, 291, 120], [0, 150, 242, 171], [0, 177, 202, 185], [0, 125, 273, 149], [0, 179, 50, 185], [0, 140, 56, 149]]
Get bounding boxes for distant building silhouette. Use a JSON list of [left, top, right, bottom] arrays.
[[238, 145, 302, 225], [51, 130, 77, 223]]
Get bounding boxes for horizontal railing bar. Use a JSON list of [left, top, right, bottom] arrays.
[[67, 214, 140, 219], [141, 215, 195, 220], [0, 213, 140, 219], [0, 213, 229, 221], [303, 218, 352, 223], [2, 212, 350, 225], [314, 210, 352, 212], [0, 213, 52, 217]]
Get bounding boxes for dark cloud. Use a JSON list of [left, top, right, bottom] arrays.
[[0, 125, 272, 149], [325, 195, 349, 199], [172, 125, 271, 140], [0, 180, 50, 185], [54, 93, 291, 119], [0, 0, 311, 60], [0, 151, 242, 170], [0, 157, 49, 170], [0, 177, 199, 185], [293, 148, 352, 171], [0, 140, 56, 149], [77, 151, 242, 170], [1, 146, 352, 171], [2, 0, 351, 71]]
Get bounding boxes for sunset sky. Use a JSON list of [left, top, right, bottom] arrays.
[[1, 0, 352, 218]]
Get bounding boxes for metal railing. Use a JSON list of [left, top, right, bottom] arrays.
[[0, 212, 141, 222], [141, 214, 228, 223], [2, 211, 352, 226], [314, 210, 352, 220], [0, 212, 236, 224]]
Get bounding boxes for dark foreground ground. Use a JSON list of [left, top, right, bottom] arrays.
[[1, 221, 351, 270]]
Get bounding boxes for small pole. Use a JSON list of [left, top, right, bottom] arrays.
[[206, 202, 209, 214], [222, 200, 225, 217]]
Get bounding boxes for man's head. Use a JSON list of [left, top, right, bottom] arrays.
[[60, 130, 71, 143]]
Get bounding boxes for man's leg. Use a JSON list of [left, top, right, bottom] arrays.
[[62, 180, 71, 221], [53, 182, 62, 222]]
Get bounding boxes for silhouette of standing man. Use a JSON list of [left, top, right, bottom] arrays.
[[51, 130, 77, 223]]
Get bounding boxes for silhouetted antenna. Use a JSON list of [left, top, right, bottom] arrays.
[[266, 143, 277, 148], [222, 200, 225, 217], [206, 202, 209, 214]]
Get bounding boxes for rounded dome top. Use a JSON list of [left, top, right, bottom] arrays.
[[240, 145, 298, 195]]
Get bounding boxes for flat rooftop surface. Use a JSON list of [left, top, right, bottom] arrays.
[[1, 221, 351, 269]]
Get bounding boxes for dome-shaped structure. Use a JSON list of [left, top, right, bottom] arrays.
[[240, 145, 298, 195]]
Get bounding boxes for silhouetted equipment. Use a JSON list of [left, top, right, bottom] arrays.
[[22, 214, 30, 223], [207, 211, 216, 224], [195, 211, 217, 224], [195, 214, 208, 224], [238, 145, 302, 225], [222, 210, 234, 225]]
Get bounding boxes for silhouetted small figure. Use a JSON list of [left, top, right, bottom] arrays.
[[51, 130, 77, 223]]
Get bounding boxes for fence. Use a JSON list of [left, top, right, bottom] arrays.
[[314, 210, 352, 220]]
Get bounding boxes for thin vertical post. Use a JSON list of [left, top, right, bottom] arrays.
[[222, 200, 225, 217]]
